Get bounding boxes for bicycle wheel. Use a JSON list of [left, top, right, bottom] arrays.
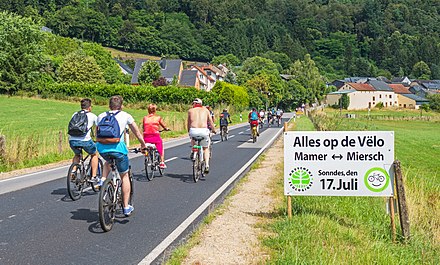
[[252, 127, 257, 143], [223, 126, 228, 141], [144, 154, 154, 181], [192, 152, 201, 183], [98, 178, 116, 232], [67, 163, 84, 201], [220, 128, 224, 141]]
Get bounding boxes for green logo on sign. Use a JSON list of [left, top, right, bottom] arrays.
[[364, 167, 390, 192], [288, 167, 313, 192]]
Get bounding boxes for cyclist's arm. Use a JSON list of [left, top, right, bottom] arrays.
[[207, 110, 216, 133], [159, 117, 169, 131], [128, 122, 146, 148]]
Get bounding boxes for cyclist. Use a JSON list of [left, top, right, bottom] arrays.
[[259, 109, 265, 125], [188, 98, 215, 174], [248, 108, 260, 136], [219, 108, 232, 134], [206, 105, 215, 125], [68, 98, 99, 182], [96, 95, 146, 217], [276, 108, 282, 124], [142, 104, 170, 169]]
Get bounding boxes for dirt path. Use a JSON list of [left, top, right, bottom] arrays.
[[181, 136, 284, 264]]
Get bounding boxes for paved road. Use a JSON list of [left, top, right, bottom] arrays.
[[0, 114, 292, 265]]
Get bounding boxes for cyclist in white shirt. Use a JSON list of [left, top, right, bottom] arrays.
[[68, 98, 99, 182]]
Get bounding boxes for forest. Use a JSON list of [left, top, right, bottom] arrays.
[[2, 0, 440, 81]]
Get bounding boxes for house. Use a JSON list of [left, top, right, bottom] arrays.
[[131, 59, 183, 85], [179, 70, 200, 89], [389, 84, 415, 108], [200, 64, 227, 82], [399, 94, 430, 109], [391, 76, 411, 86], [366, 80, 396, 107], [326, 82, 397, 110], [114, 59, 133, 75], [187, 65, 216, 91]]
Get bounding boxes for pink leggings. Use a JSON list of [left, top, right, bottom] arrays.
[[143, 134, 164, 156]]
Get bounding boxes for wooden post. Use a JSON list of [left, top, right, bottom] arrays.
[[58, 131, 63, 153], [394, 160, 410, 242], [0, 135, 6, 162], [389, 197, 396, 243]]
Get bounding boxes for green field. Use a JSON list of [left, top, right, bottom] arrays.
[[0, 96, 187, 171], [0, 96, 246, 172], [263, 110, 440, 264]]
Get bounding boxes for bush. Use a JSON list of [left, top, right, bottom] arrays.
[[39, 82, 213, 105]]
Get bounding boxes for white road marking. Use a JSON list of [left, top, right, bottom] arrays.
[[213, 141, 221, 144], [138, 120, 289, 265], [238, 132, 244, 134], [229, 135, 236, 138], [8, 215, 16, 219], [165, 157, 178, 163], [245, 128, 250, 131]]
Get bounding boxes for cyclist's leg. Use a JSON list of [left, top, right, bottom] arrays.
[[99, 153, 113, 184], [83, 139, 98, 178], [112, 152, 131, 208], [69, 140, 82, 164]]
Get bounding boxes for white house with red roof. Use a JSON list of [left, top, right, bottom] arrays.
[[189, 65, 216, 91], [326, 82, 397, 110]]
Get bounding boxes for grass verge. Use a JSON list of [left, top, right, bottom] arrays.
[[262, 111, 440, 264]]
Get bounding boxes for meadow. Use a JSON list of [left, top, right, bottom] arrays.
[[263, 109, 440, 264], [0, 96, 207, 172]]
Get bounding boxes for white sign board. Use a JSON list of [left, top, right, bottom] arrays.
[[284, 131, 394, 196]]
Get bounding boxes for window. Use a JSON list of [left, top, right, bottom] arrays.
[[372, 96, 375, 101], [389, 95, 392, 99], [379, 94, 382, 98]]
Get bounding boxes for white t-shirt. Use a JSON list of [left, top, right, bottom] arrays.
[[68, 111, 98, 141], [259, 111, 265, 118], [96, 110, 135, 154]]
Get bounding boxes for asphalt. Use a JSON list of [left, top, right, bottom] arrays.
[[0, 114, 292, 265]]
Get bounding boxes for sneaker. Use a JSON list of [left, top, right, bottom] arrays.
[[159, 162, 167, 169], [88, 176, 98, 183], [204, 166, 210, 174], [97, 179, 104, 187], [123, 205, 134, 217]]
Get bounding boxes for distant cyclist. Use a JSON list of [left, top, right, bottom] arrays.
[[68, 98, 99, 182], [219, 108, 232, 134], [259, 109, 265, 125], [276, 109, 282, 123], [142, 104, 170, 169], [248, 108, 260, 136], [96, 95, 146, 217], [188, 98, 216, 174]]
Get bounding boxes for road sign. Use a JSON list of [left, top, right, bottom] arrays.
[[284, 131, 394, 196]]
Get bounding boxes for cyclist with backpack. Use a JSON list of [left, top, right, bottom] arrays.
[[248, 108, 260, 136], [219, 108, 232, 134], [96, 95, 146, 217], [68, 98, 99, 182]]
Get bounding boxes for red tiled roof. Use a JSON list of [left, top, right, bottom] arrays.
[[191, 65, 215, 82], [347, 82, 375, 91], [389, 84, 410, 94]]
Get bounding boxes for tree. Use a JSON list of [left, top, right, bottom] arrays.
[[412, 61, 431, 79], [339, 94, 350, 109], [57, 51, 105, 83], [211, 54, 240, 67], [428, 94, 440, 111], [138, 60, 161, 85], [0, 11, 45, 94]]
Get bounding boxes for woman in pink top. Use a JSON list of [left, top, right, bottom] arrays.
[[143, 104, 169, 169]]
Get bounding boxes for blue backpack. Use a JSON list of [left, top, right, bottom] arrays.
[[97, 111, 121, 142], [250, 111, 258, 121]]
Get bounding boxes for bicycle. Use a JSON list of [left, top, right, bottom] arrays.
[[191, 136, 207, 182], [276, 116, 282, 127], [132, 144, 163, 181], [251, 123, 258, 143], [98, 158, 134, 232], [67, 149, 103, 201], [220, 125, 228, 141]]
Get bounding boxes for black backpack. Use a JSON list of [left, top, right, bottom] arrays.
[[68, 110, 89, 137]]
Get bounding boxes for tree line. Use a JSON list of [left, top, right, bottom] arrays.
[[2, 0, 440, 80]]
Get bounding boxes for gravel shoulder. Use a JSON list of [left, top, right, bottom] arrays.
[[181, 135, 284, 264]]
